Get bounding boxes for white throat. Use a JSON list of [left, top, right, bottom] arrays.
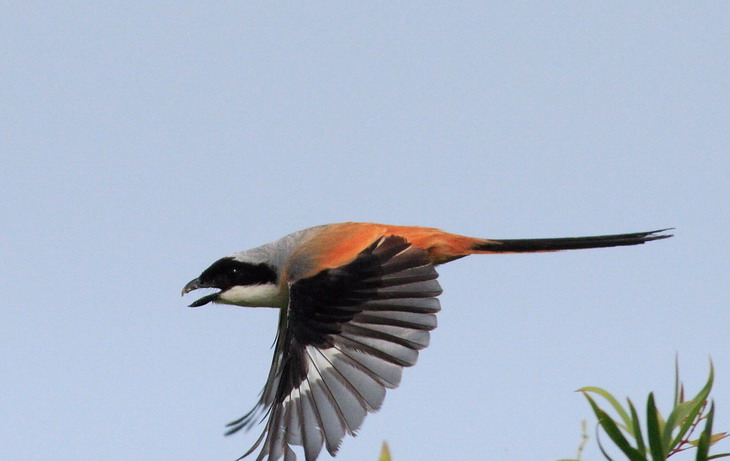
[[217, 283, 288, 308]]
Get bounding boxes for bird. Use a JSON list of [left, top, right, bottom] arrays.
[[181, 222, 671, 461]]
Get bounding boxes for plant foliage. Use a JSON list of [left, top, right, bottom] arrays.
[[573, 362, 728, 461]]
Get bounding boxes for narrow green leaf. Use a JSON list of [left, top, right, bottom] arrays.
[[698, 362, 715, 404], [690, 434, 730, 447], [579, 387, 633, 433], [673, 355, 682, 407], [584, 394, 646, 461], [647, 393, 667, 460], [657, 406, 667, 436], [665, 401, 699, 447], [708, 454, 730, 460], [671, 364, 715, 448], [628, 399, 646, 457], [595, 421, 617, 461], [671, 401, 706, 449], [696, 402, 715, 461]]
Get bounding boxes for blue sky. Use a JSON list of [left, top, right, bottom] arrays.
[[2, 3, 728, 460]]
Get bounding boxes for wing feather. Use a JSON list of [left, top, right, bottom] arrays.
[[300, 384, 324, 461], [307, 373, 347, 454], [233, 236, 442, 460], [343, 322, 430, 349], [330, 344, 403, 388], [353, 311, 437, 330]]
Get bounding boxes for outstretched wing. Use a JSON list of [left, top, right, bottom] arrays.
[[228, 235, 442, 461]]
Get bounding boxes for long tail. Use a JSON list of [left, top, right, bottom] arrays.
[[471, 228, 673, 254]]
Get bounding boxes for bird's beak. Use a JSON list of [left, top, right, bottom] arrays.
[[181, 278, 220, 307], [182, 278, 202, 296]]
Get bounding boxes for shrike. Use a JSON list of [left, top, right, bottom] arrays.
[[182, 222, 671, 461]]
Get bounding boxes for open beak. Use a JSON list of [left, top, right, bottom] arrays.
[[182, 278, 202, 296], [181, 278, 220, 307]]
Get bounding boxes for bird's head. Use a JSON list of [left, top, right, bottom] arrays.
[[181, 257, 285, 308]]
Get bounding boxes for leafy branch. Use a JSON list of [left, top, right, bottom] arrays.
[[566, 361, 729, 461], [379, 362, 728, 461]]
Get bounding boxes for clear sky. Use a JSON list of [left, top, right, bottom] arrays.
[[2, 3, 728, 461]]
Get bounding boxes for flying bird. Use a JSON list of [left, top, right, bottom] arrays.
[[182, 222, 671, 461]]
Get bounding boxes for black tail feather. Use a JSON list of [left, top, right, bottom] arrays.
[[473, 228, 673, 253]]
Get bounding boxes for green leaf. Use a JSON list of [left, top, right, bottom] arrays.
[[696, 402, 715, 461], [690, 434, 730, 447], [647, 393, 667, 460], [673, 355, 682, 407], [579, 386, 633, 434], [596, 422, 617, 461], [665, 400, 699, 445], [584, 394, 646, 461], [628, 398, 646, 457], [670, 364, 715, 448]]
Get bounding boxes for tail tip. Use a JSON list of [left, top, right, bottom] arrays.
[[645, 228, 674, 241]]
